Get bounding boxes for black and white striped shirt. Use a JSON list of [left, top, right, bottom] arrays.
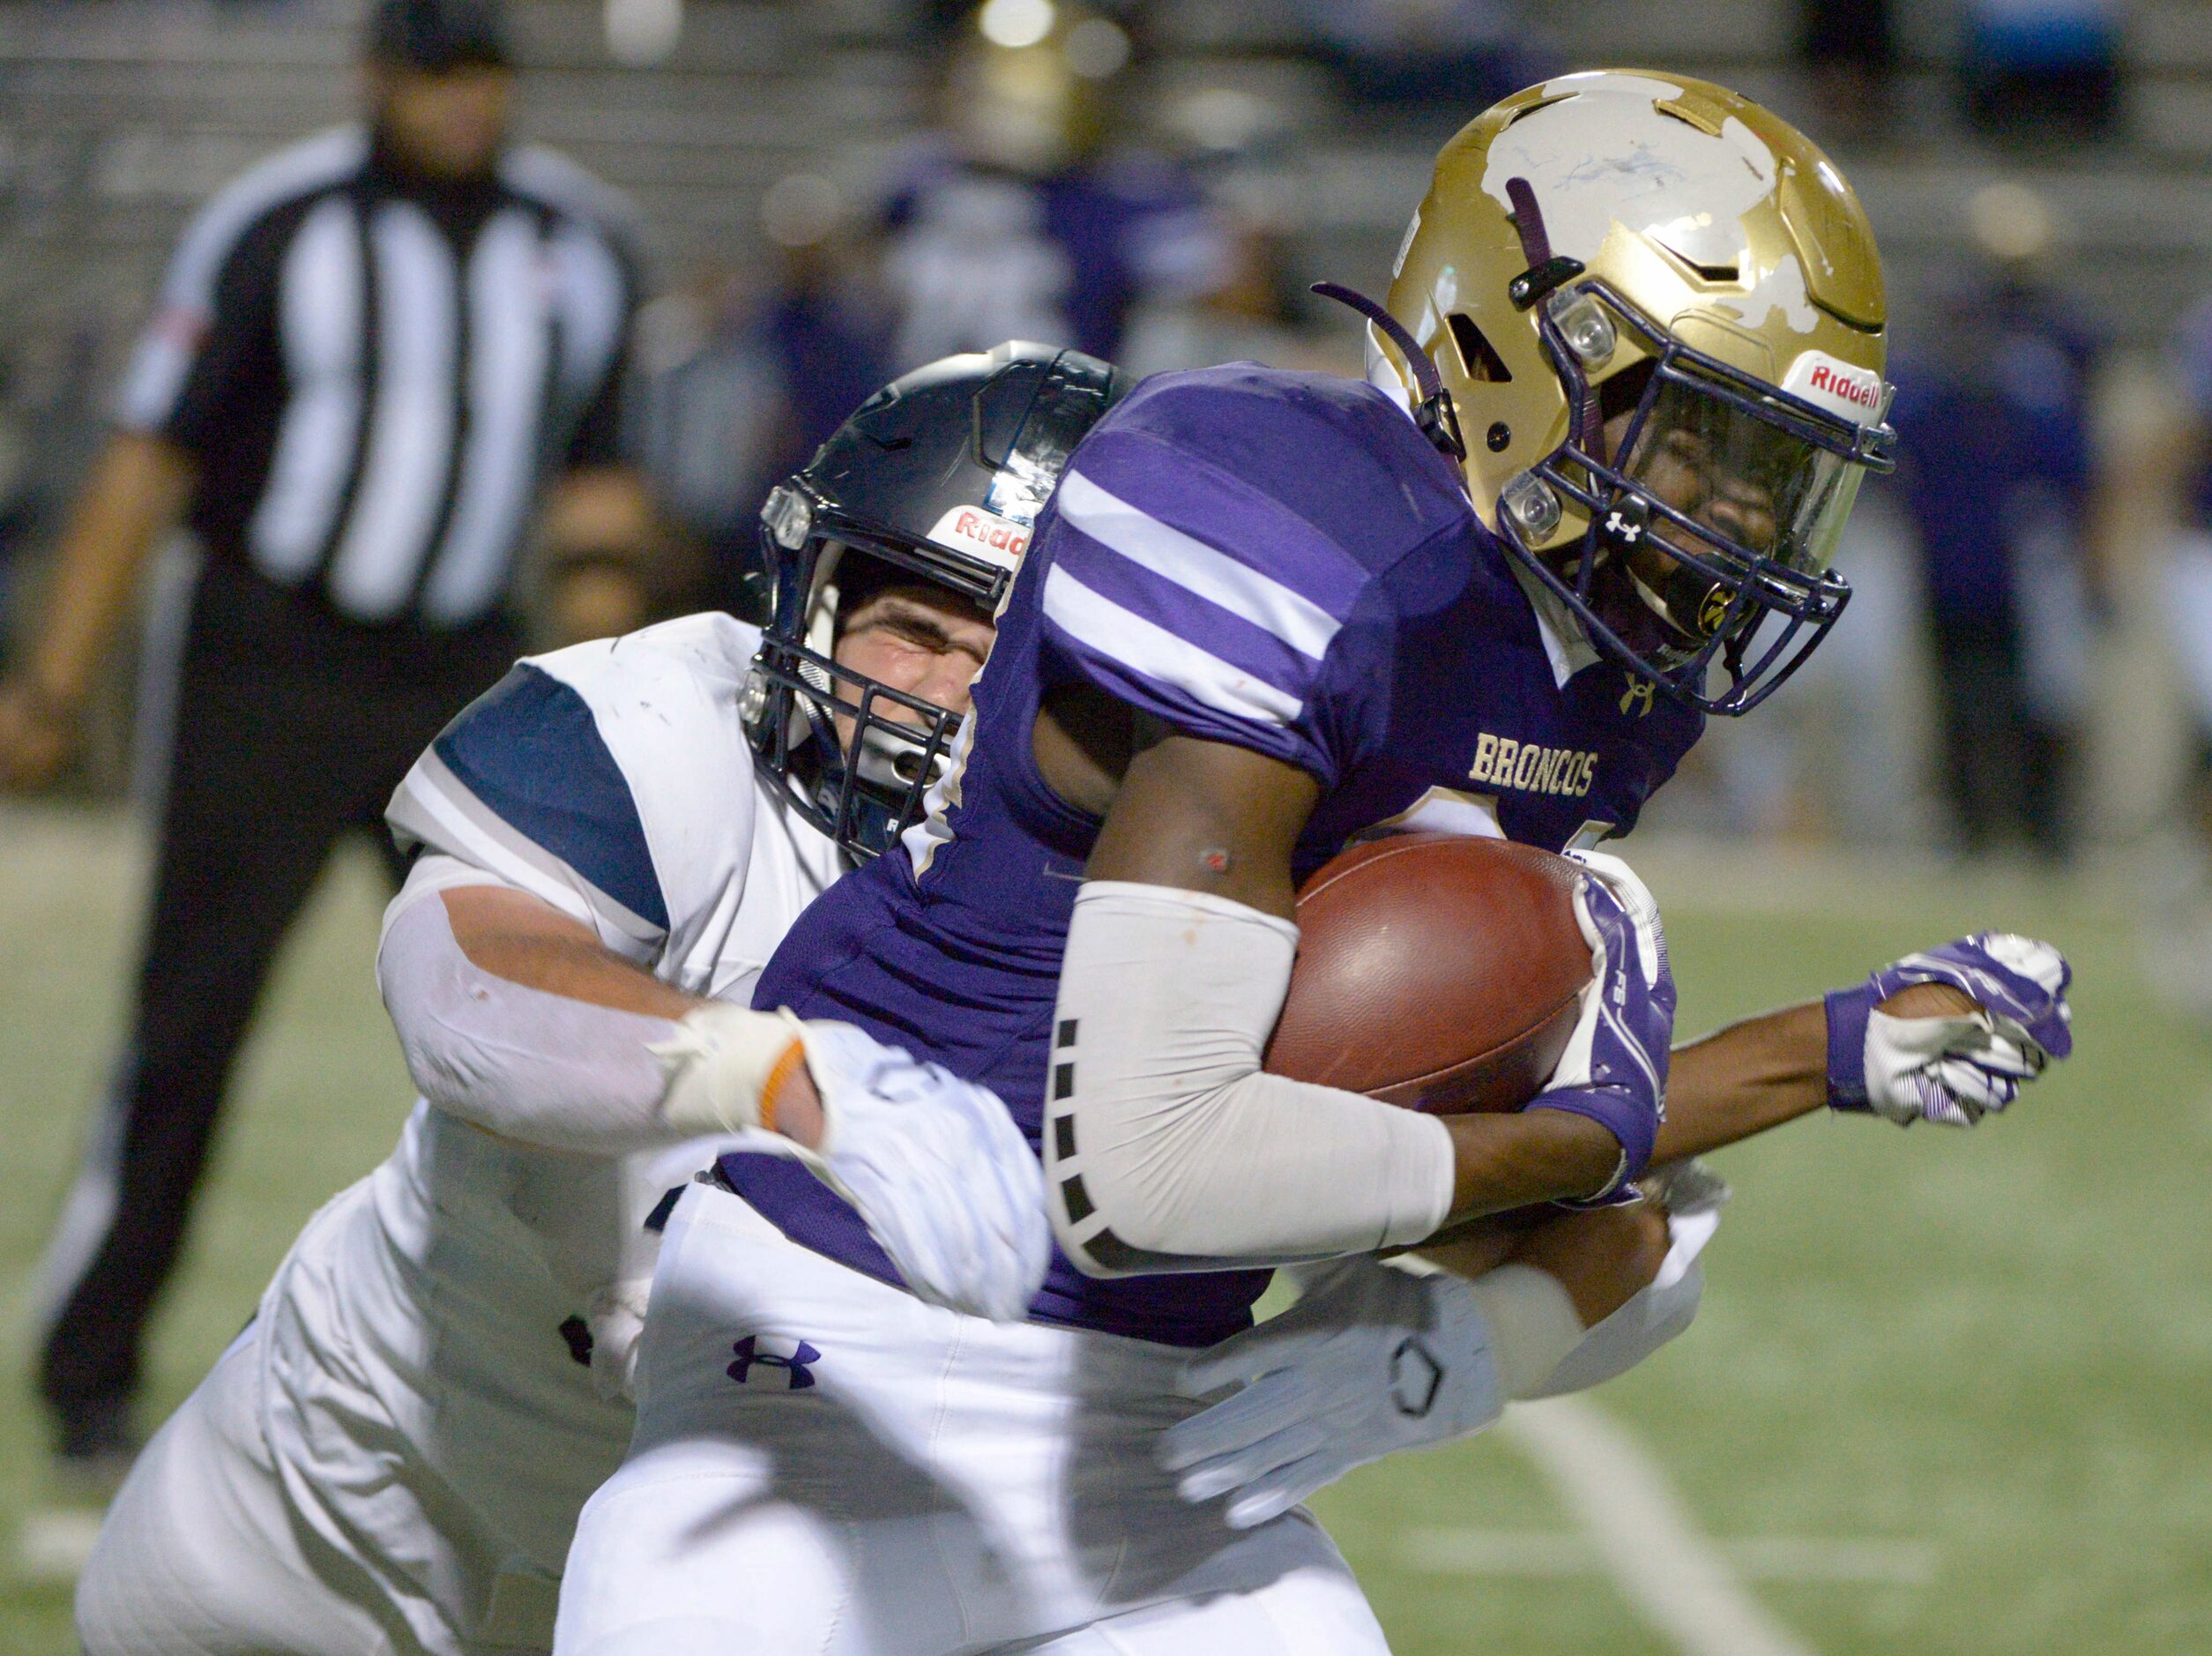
[[117, 125, 641, 630]]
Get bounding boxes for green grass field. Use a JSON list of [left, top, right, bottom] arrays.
[[4, 801, 2208, 1654]]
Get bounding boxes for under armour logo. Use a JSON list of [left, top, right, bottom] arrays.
[[728, 1335, 821, 1390], [1620, 679, 1656, 717], [1390, 1336, 1444, 1419], [1603, 509, 1644, 544]]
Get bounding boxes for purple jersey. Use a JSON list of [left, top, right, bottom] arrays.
[[734, 364, 1702, 1347], [879, 146, 1226, 368]]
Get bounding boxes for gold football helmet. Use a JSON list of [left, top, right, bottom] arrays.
[[1362, 71, 1895, 713], [945, 0, 1133, 177]]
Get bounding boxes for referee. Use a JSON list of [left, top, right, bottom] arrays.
[[0, 0, 655, 1487]]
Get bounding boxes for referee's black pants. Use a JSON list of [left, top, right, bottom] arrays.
[[36, 563, 519, 1432]]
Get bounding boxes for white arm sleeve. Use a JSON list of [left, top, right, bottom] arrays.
[[1046, 881, 1455, 1276], [378, 862, 683, 1152], [377, 856, 797, 1153]]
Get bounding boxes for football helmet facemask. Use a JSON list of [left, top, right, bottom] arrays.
[[1361, 71, 1896, 715], [746, 340, 1128, 860]]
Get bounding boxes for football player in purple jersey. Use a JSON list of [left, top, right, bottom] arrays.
[[553, 77, 2073, 1656], [875, 1, 1229, 369]]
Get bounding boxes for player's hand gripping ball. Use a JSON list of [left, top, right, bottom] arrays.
[[1263, 835, 1672, 1197], [1539, 848, 1674, 1201], [1262, 834, 1594, 1112]]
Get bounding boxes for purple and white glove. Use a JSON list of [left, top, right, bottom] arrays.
[[1530, 850, 1675, 1205], [1826, 934, 2072, 1127]]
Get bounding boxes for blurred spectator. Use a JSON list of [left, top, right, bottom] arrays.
[[874, 0, 1230, 369], [909, 0, 1152, 60], [0, 0, 654, 1496], [1664, 488, 1934, 847], [1959, 0, 2121, 144], [2143, 289, 2212, 988], [757, 177, 900, 472], [1887, 184, 2104, 862], [1288, 0, 1543, 117], [1121, 89, 1353, 378], [635, 178, 892, 612], [1120, 211, 1349, 378]]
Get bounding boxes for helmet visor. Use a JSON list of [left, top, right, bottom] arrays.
[[1619, 366, 1873, 591]]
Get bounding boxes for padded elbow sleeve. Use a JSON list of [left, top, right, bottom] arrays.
[[1046, 881, 1454, 1275], [378, 886, 686, 1152]]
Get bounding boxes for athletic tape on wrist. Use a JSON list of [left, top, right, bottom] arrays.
[[1459, 1263, 1588, 1399], [652, 1004, 808, 1137]]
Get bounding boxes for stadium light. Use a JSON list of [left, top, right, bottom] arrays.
[[606, 0, 682, 67], [978, 0, 1055, 50]]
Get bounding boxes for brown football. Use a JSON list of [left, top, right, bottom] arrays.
[[1262, 833, 1592, 1115]]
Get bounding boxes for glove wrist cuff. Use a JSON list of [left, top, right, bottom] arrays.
[[653, 1004, 808, 1137], [1456, 1263, 1583, 1399], [1824, 983, 1876, 1113], [1528, 1085, 1654, 1202]]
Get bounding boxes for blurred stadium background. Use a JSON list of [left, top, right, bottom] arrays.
[[4, 1, 2212, 1652]]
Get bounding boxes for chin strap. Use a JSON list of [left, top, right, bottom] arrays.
[[1501, 176, 1605, 461], [1311, 280, 1466, 463], [1503, 177, 1585, 311]]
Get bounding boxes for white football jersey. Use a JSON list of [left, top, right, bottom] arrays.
[[259, 613, 845, 1640]]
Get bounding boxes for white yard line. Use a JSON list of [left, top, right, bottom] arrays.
[[1501, 1395, 1819, 1656], [14, 1509, 105, 1585], [1724, 1538, 1935, 1585], [1404, 1528, 1936, 1585]]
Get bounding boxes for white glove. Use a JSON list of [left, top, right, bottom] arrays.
[[1827, 934, 2074, 1127], [652, 1007, 1051, 1324], [1158, 1256, 1504, 1530]]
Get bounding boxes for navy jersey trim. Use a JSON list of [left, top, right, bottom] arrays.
[[431, 663, 669, 931]]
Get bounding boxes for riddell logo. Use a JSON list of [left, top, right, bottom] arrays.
[[1807, 364, 1879, 409], [929, 506, 1030, 570], [1785, 352, 1886, 422]]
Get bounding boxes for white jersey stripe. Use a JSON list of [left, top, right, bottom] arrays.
[[327, 201, 460, 620], [548, 219, 626, 410], [114, 126, 369, 432], [1042, 563, 1301, 727], [1055, 469, 1342, 661], [387, 752, 667, 952], [502, 142, 642, 239], [422, 208, 550, 625], [248, 195, 366, 578]]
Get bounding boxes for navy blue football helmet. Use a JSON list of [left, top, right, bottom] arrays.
[[745, 341, 1128, 860]]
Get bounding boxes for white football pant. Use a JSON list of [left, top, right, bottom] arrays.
[[78, 1157, 621, 1656], [76, 1324, 397, 1656], [555, 1182, 1389, 1656]]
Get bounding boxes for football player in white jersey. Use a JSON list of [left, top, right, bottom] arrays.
[[72, 343, 1112, 1656]]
